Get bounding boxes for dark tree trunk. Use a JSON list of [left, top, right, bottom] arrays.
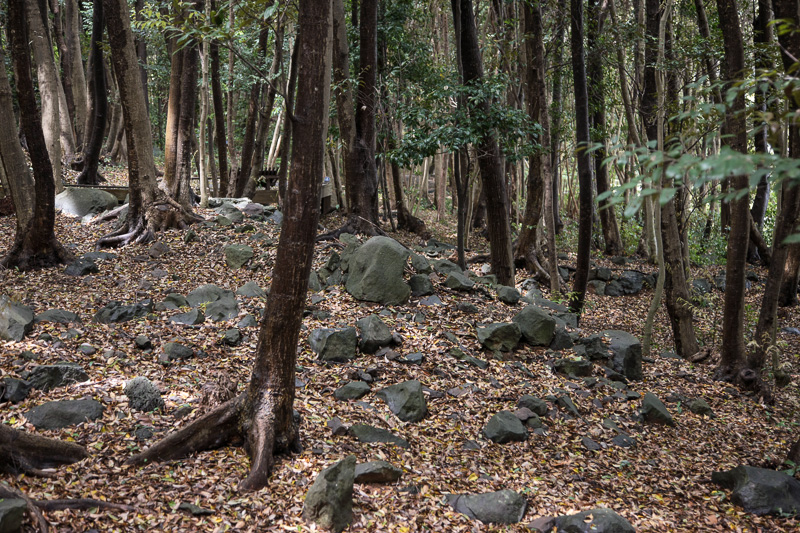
[[0, 424, 88, 476], [134, 0, 149, 114], [210, 3, 229, 197], [569, 0, 593, 315], [3, 0, 74, 270], [587, 0, 622, 256], [235, 27, 269, 198], [127, 0, 331, 493], [714, 0, 752, 388], [277, 38, 299, 206], [550, 14, 566, 235], [455, 0, 514, 286], [332, 0, 355, 210], [77, 0, 107, 185], [170, 30, 200, 208], [99, 0, 201, 249]]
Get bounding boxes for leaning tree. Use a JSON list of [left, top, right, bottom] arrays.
[[122, 0, 332, 491], [97, 0, 202, 248]]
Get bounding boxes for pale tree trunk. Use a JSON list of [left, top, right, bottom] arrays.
[[199, 0, 211, 207], [64, 0, 88, 149], [127, 0, 332, 493], [26, 0, 70, 191]]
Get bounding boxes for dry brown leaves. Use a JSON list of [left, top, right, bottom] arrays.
[[0, 173, 799, 532]]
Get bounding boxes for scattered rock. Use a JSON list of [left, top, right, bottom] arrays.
[[0, 498, 27, 533], [419, 295, 443, 306], [532, 508, 635, 533], [497, 286, 520, 305], [348, 424, 409, 448], [327, 417, 349, 436], [237, 314, 259, 328], [134, 335, 152, 350], [159, 342, 194, 364], [345, 236, 411, 305], [517, 395, 548, 416], [477, 323, 521, 352], [0, 298, 35, 341], [169, 308, 205, 325], [93, 299, 154, 324], [603, 330, 643, 381], [611, 434, 636, 448], [641, 392, 675, 426], [222, 328, 242, 346], [309, 327, 358, 362], [178, 503, 214, 516], [161, 293, 189, 310], [27, 363, 89, 391], [445, 490, 527, 524], [78, 343, 97, 355], [0, 377, 31, 403], [236, 281, 266, 298], [357, 314, 393, 354], [687, 398, 715, 417], [582, 437, 602, 451], [25, 398, 104, 429], [456, 301, 479, 314], [483, 411, 528, 443], [554, 357, 593, 377], [354, 460, 402, 484], [376, 380, 427, 422], [224, 244, 254, 269], [512, 305, 556, 346], [449, 348, 488, 369], [444, 271, 475, 291], [712, 465, 800, 516], [303, 455, 356, 533], [124, 377, 165, 412], [334, 381, 371, 400], [409, 274, 434, 296], [35, 309, 81, 324]]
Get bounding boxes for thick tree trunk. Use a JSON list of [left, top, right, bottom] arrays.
[[4, 0, 74, 270], [100, 0, 201, 249], [127, 0, 331, 493], [569, 0, 593, 315], [714, 0, 752, 387], [77, 0, 108, 186], [170, 18, 201, 208], [456, 0, 514, 286]]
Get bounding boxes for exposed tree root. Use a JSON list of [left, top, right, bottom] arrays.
[[0, 424, 89, 476], [0, 484, 49, 533], [316, 215, 385, 241], [89, 203, 128, 225], [96, 196, 204, 249]]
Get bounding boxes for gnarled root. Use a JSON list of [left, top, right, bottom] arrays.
[[317, 215, 385, 242], [0, 423, 88, 476]]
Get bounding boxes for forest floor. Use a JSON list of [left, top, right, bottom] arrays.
[[1, 170, 799, 532]]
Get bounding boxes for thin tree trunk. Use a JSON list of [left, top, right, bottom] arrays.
[[76, 0, 107, 186], [64, 0, 88, 149], [569, 0, 593, 315], [199, 0, 211, 207], [210, 13, 229, 197]]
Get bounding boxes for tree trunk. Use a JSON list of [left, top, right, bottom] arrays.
[[64, 0, 88, 149], [714, 0, 752, 388], [332, 0, 356, 212], [99, 0, 202, 249], [127, 0, 331, 493], [0, 424, 88, 476], [210, 4, 229, 197], [234, 27, 268, 198], [198, 0, 211, 207], [569, 0, 593, 315], [550, 12, 566, 235], [456, 0, 514, 286], [4, 0, 74, 270], [277, 39, 299, 207], [587, 0, 622, 256], [77, 0, 108, 186]]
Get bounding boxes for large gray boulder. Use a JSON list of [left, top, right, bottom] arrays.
[[309, 327, 358, 362], [186, 285, 239, 321], [483, 411, 528, 444], [712, 465, 800, 516], [376, 380, 427, 422], [345, 236, 411, 305], [512, 305, 556, 346], [532, 508, 636, 532], [28, 363, 89, 391], [0, 297, 34, 341], [477, 323, 521, 352], [603, 330, 642, 381], [25, 398, 104, 429], [303, 455, 356, 533], [445, 490, 527, 524], [124, 377, 165, 412], [356, 314, 393, 354], [55, 187, 118, 218]]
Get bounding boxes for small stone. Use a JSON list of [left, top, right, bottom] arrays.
[[334, 381, 371, 400], [134, 335, 152, 350], [497, 286, 521, 305], [354, 460, 403, 484], [582, 436, 602, 451], [222, 328, 242, 346], [78, 343, 97, 355]]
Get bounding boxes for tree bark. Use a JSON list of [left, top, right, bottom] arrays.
[[0, 424, 88, 476], [64, 0, 88, 149], [550, 12, 566, 235], [127, 0, 331, 493], [77, 0, 108, 185], [569, 0, 593, 315], [99, 0, 202, 249], [235, 27, 268, 198], [210, 9, 229, 197], [714, 0, 752, 387], [456, 0, 514, 286], [4, 0, 74, 270]]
